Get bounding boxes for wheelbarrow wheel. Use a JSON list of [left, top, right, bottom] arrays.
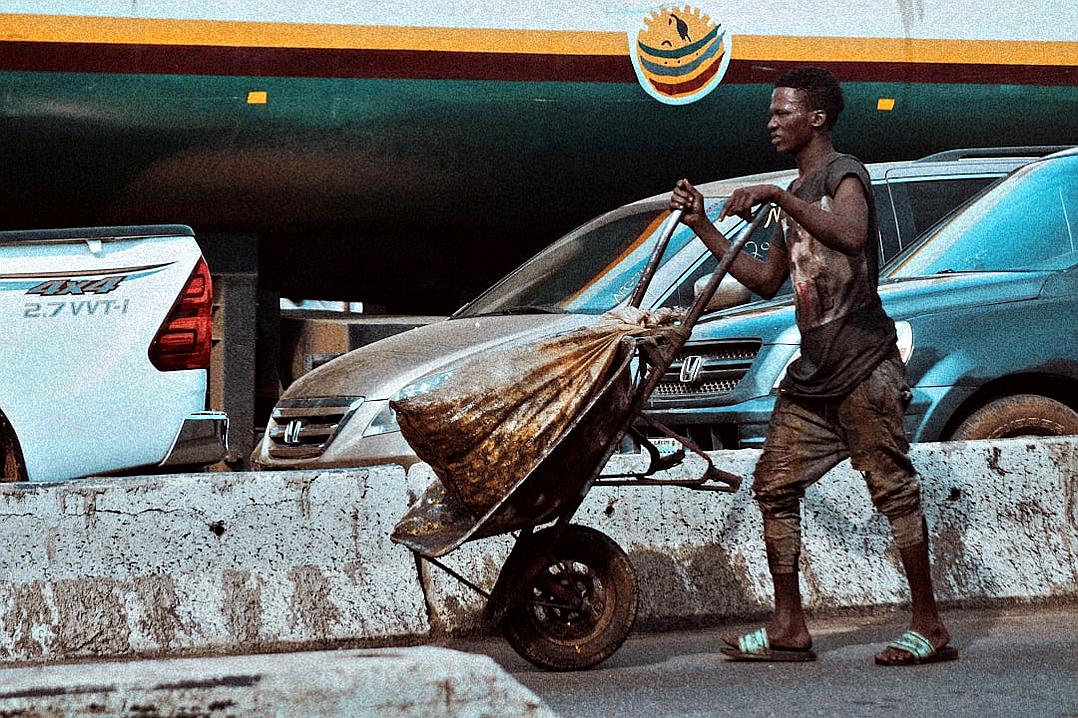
[[501, 524, 637, 671]]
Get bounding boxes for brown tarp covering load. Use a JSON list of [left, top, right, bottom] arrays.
[[391, 308, 682, 519]]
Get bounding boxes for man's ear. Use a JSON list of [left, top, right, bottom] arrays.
[[810, 109, 827, 128]]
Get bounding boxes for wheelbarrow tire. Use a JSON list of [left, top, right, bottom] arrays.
[[501, 524, 637, 671]]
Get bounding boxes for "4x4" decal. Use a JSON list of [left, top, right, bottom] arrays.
[[27, 276, 125, 296]]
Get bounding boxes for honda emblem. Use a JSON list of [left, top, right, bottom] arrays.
[[679, 355, 704, 383], [283, 419, 303, 445]]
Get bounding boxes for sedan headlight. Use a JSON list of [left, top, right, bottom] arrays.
[[363, 401, 400, 437], [362, 367, 458, 438]]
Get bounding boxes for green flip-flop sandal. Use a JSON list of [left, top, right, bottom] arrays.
[[720, 627, 817, 662], [875, 629, 959, 666]]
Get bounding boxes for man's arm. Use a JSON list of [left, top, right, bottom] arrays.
[[670, 179, 789, 299], [723, 176, 869, 257]]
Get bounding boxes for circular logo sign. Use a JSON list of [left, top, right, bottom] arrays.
[[630, 5, 731, 105]]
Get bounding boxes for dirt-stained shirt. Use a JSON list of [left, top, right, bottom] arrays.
[[774, 153, 898, 398]]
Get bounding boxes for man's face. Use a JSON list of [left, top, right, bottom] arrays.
[[768, 87, 823, 155]]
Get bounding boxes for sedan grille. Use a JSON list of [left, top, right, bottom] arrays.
[[653, 340, 761, 399], [266, 396, 362, 459]]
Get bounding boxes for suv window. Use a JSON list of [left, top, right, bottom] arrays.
[[662, 172, 1005, 309], [888, 157, 1078, 277], [886, 176, 1001, 260], [874, 183, 901, 261], [695, 175, 1002, 287], [661, 252, 716, 309]]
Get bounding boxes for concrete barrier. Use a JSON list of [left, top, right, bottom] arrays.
[[0, 468, 429, 664], [1, 438, 1074, 664], [412, 438, 1078, 632], [0, 646, 554, 717]]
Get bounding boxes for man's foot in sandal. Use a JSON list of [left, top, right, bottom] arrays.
[[875, 629, 958, 666], [720, 627, 817, 662]]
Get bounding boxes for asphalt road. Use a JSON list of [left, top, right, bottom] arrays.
[[445, 605, 1078, 717]]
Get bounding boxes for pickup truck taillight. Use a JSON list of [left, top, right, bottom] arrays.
[[149, 257, 213, 371]]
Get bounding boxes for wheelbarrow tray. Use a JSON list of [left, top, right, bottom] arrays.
[[391, 339, 636, 557]]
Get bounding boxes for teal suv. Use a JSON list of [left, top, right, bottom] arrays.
[[644, 149, 1078, 448]]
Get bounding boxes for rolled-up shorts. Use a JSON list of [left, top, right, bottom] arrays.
[[752, 355, 924, 572]]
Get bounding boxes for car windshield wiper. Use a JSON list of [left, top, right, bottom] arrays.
[[933, 268, 1000, 274], [886, 268, 994, 283], [883, 274, 941, 283], [460, 305, 569, 317]]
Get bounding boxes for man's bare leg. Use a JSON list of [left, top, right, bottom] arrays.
[[723, 556, 812, 651], [765, 570, 813, 650], [876, 522, 951, 663]]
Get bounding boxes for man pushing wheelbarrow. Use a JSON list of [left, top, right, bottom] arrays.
[[391, 66, 955, 671], [670, 66, 955, 667]]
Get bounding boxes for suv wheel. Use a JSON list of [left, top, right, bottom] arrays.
[[950, 394, 1078, 440]]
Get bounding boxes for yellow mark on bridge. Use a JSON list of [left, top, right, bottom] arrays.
[[877, 97, 896, 111], [247, 90, 268, 104]]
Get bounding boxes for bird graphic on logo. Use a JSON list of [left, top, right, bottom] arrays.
[[630, 4, 731, 105], [670, 12, 691, 42]]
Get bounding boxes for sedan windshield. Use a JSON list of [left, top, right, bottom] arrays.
[[457, 198, 728, 317], [886, 156, 1078, 279]]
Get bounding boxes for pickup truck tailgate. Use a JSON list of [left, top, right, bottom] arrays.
[[0, 225, 216, 481]]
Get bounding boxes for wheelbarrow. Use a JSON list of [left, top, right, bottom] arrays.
[[391, 207, 767, 670]]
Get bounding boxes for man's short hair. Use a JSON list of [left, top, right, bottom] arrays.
[[775, 67, 844, 130]]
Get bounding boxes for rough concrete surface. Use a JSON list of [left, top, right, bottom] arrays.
[[413, 438, 1077, 632], [0, 468, 429, 663], [0, 438, 1074, 665], [0, 646, 554, 717]]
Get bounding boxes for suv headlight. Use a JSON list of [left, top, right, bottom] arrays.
[[895, 321, 914, 363], [362, 367, 458, 438]]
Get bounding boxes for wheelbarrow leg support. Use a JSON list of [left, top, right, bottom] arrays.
[[648, 414, 743, 492], [418, 552, 492, 601], [627, 426, 686, 474]]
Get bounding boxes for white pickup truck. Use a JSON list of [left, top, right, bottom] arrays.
[[0, 225, 227, 482]]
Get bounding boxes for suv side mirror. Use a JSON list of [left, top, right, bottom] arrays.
[[694, 272, 753, 311]]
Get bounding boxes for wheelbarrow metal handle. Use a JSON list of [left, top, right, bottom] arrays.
[[630, 204, 774, 403], [629, 209, 683, 309]]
